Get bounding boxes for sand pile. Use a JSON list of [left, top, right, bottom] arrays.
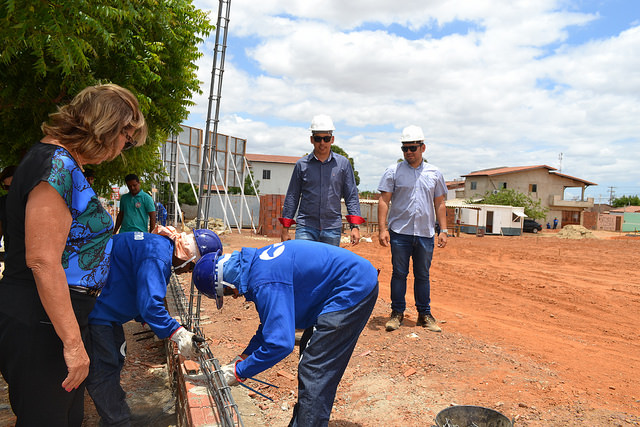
[[557, 224, 596, 239], [184, 217, 227, 233]]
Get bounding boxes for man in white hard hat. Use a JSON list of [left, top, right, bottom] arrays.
[[377, 125, 448, 333], [279, 114, 364, 247]]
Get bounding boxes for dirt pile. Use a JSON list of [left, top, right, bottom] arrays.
[[556, 224, 596, 239]]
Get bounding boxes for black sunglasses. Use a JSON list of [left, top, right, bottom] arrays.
[[122, 130, 137, 151], [312, 135, 333, 143], [401, 145, 422, 152]]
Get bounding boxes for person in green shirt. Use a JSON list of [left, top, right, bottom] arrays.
[[113, 174, 156, 233]]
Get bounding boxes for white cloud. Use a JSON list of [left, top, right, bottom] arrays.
[[187, 1, 640, 195]]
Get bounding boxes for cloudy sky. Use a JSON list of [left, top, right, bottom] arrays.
[[186, 0, 639, 203]]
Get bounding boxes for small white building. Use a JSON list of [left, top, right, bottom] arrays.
[[446, 199, 526, 235], [245, 153, 300, 195]]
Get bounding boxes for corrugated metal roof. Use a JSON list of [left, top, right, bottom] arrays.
[[445, 199, 526, 212]]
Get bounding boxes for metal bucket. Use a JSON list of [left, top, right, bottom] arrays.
[[435, 405, 512, 427]]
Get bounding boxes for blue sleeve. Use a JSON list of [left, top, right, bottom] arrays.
[[135, 257, 180, 339], [342, 159, 361, 216], [281, 162, 302, 220], [235, 282, 296, 379]]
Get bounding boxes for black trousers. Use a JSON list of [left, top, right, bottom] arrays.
[[0, 285, 95, 427]]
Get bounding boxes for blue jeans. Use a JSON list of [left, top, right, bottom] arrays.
[[289, 284, 379, 427], [295, 226, 342, 247], [86, 324, 130, 427], [389, 230, 434, 314]]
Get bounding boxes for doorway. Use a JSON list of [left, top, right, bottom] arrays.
[[486, 211, 494, 233]]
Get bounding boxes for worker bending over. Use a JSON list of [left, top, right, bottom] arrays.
[[87, 226, 221, 426], [192, 240, 379, 427]]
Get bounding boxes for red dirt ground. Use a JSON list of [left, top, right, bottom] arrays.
[[202, 229, 640, 426], [2, 229, 639, 426]]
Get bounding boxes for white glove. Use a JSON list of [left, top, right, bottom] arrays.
[[221, 363, 239, 386], [170, 327, 200, 359]]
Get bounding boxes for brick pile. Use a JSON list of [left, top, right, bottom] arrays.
[[258, 195, 286, 237]]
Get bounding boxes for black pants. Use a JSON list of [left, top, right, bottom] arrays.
[[290, 284, 379, 427], [0, 286, 95, 427]]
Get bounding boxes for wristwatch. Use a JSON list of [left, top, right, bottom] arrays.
[[440, 229, 448, 234], [350, 224, 359, 230]]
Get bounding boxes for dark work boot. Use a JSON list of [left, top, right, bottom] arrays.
[[417, 312, 442, 332], [385, 311, 404, 332]]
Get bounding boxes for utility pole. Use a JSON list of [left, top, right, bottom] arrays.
[[558, 152, 563, 173], [608, 186, 615, 205]]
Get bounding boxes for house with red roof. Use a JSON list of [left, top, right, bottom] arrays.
[[245, 153, 300, 195], [461, 165, 596, 227]]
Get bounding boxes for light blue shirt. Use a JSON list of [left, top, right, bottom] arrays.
[[377, 160, 447, 238]]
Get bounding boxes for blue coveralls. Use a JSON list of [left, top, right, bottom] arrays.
[[86, 232, 180, 426], [226, 240, 379, 427]]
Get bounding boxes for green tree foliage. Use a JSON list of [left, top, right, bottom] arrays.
[[331, 145, 360, 186], [228, 172, 259, 196], [0, 1, 213, 196], [472, 188, 548, 220], [612, 195, 640, 207], [244, 171, 259, 195], [155, 182, 198, 206]]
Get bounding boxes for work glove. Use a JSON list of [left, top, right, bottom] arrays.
[[221, 362, 241, 386], [230, 354, 247, 365], [170, 327, 204, 359]]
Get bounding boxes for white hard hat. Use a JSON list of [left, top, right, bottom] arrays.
[[309, 114, 335, 133], [400, 125, 425, 142]]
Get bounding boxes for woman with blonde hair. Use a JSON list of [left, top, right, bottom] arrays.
[[0, 83, 147, 426]]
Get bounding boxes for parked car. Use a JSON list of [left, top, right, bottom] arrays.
[[523, 219, 542, 233]]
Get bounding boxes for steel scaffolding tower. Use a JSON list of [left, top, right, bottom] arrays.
[[197, 0, 232, 231]]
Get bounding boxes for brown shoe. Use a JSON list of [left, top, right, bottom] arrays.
[[385, 311, 404, 331], [417, 313, 442, 332]]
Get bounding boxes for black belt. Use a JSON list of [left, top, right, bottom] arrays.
[[68, 285, 102, 298]]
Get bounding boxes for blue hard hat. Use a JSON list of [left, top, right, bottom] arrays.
[[193, 251, 236, 309], [193, 229, 222, 258], [192, 251, 221, 305]]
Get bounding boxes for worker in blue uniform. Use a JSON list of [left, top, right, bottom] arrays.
[[192, 239, 379, 427], [87, 227, 222, 426]]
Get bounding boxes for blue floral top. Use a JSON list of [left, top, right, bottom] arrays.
[[1, 143, 113, 290]]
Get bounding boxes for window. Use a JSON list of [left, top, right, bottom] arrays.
[[529, 184, 537, 193], [262, 170, 271, 180], [470, 181, 477, 190], [500, 182, 507, 189]]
